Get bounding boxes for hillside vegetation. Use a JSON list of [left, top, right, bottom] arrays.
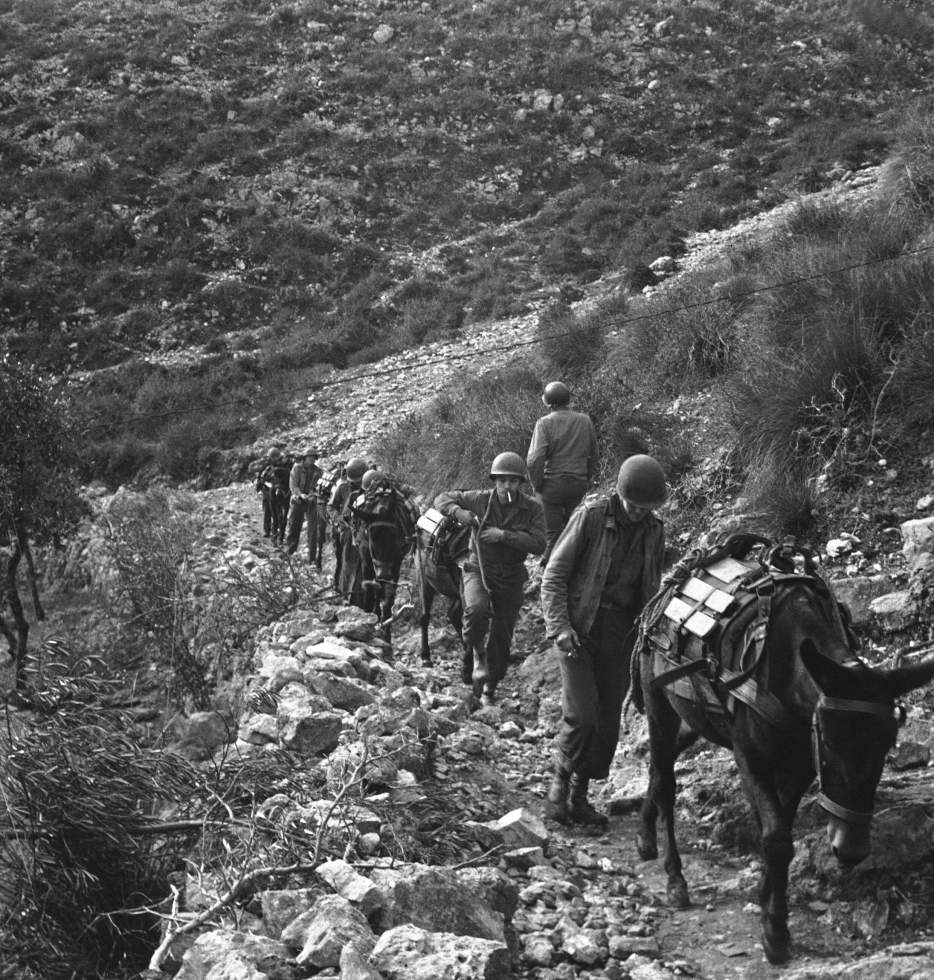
[[383, 120, 934, 541], [2, 0, 933, 489]]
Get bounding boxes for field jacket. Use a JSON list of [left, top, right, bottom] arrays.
[[290, 462, 322, 498], [541, 493, 665, 640], [434, 487, 546, 571], [526, 408, 597, 491]]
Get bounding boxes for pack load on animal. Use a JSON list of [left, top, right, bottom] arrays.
[[416, 506, 470, 565], [351, 472, 421, 527], [316, 469, 339, 503], [638, 532, 835, 722]]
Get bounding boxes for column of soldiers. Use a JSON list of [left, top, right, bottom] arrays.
[[434, 380, 668, 828], [256, 380, 668, 828]]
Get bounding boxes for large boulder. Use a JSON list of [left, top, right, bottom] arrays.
[[305, 670, 376, 711], [902, 517, 934, 561], [370, 923, 511, 980], [173, 929, 292, 980], [280, 893, 375, 967], [277, 701, 343, 756], [315, 858, 385, 917], [829, 575, 897, 627], [370, 863, 518, 946], [258, 888, 317, 939]]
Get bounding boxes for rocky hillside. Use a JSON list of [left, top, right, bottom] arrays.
[[3, 0, 933, 485]]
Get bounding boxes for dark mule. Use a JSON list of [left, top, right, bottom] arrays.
[[413, 513, 470, 670], [315, 467, 342, 573], [635, 537, 934, 965], [270, 485, 289, 544], [355, 484, 417, 644]]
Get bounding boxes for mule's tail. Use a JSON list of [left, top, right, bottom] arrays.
[[625, 635, 644, 721]]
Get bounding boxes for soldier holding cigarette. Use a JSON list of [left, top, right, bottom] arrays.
[[435, 452, 546, 706]]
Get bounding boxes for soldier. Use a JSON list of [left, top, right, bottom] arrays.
[[526, 380, 597, 564], [256, 446, 290, 543], [328, 456, 368, 606], [540, 454, 667, 826], [285, 448, 323, 561], [435, 452, 546, 705]]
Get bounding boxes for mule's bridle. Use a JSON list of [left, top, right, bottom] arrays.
[[811, 694, 905, 825]]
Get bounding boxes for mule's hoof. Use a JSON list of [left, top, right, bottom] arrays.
[[420, 656, 433, 668], [635, 833, 658, 861], [667, 879, 690, 909], [763, 926, 792, 965], [471, 677, 484, 701]]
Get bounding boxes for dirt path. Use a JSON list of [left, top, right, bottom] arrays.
[[181, 483, 933, 979]]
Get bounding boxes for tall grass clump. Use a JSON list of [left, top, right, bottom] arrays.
[[536, 299, 607, 379], [377, 362, 542, 499], [726, 184, 934, 527], [608, 264, 747, 393], [878, 101, 934, 216]]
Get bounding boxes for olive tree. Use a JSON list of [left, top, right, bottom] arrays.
[[0, 354, 87, 691]]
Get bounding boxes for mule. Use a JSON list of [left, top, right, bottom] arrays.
[[413, 525, 468, 670], [310, 498, 327, 568], [634, 540, 934, 965], [355, 485, 417, 644]]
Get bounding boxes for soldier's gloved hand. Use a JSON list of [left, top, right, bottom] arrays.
[[555, 629, 580, 655], [457, 508, 479, 527], [479, 527, 506, 544]]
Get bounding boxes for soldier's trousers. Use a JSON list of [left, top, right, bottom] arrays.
[[461, 565, 525, 691], [286, 498, 318, 559], [540, 475, 589, 561], [555, 606, 637, 780]]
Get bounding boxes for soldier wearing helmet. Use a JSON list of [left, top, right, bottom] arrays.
[[285, 447, 324, 562], [526, 381, 598, 564], [256, 445, 291, 543], [435, 451, 546, 706], [328, 455, 369, 607], [540, 453, 668, 827]]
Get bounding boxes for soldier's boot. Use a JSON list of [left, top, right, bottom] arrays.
[[460, 647, 474, 686], [471, 642, 489, 701], [543, 764, 571, 825], [481, 683, 496, 707], [568, 774, 608, 826]]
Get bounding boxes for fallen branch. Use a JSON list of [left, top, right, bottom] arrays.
[[148, 858, 319, 972]]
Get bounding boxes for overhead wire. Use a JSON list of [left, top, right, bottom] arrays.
[[79, 241, 934, 436]]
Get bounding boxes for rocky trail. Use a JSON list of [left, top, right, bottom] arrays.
[[101, 476, 930, 980], [15, 165, 934, 979]]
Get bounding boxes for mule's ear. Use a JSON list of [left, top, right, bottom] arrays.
[[799, 638, 863, 694], [876, 651, 934, 699]]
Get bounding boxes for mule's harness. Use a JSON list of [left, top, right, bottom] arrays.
[[811, 694, 904, 825], [643, 556, 907, 827]]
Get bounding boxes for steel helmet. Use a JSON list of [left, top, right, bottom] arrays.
[[616, 454, 668, 508], [345, 457, 368, 483], [489, 451, 527, 480], [301, 446, 318, 459], [268, 446, 281, 457], [361, 468, 382, 490], [542, 381, 571, 407]]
